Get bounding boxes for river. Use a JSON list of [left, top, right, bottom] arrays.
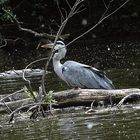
[[0, 40, 140, 139]]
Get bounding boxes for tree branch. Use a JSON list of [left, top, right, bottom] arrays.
[[66, 0, 130, 47], [2, 8, 69, 40]]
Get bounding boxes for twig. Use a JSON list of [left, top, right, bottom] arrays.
[[9, 102, 46, 123], [66, 0, 72, 9], [8, 101, 54, 122], [29, 107, 38, 119], [99, 0, 112, 21], [0, 39, 7, 48], [22, 58, 48, 101], [2, 101, 12, 113], [102, 0, 108, 9], [85, 100, 96, 114], [66, 0, 130, 47], [40, 105, 46, 117], [22, 57, 48, 82], [0, 89, 24, 102], [73, 4, 86, 15], [117, 93, 140, 108], [13, 0, 25, 10], [0, 88, 28, 113], [57, 1, 65, 22]]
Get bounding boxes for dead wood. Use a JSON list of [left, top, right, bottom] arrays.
[[52, 88, 140, 107], [0, 69, 44, 79], [0, 88, 140, 113], [0, 98, 33, 113]]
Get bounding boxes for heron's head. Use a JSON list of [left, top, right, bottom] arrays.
[[41, 40, 67, 60], [41, 40, 66, 52]]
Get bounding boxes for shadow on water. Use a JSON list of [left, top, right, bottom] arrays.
[[0, 40, 140, 139]]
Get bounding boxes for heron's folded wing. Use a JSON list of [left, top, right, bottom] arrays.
[[63, 61, 115, 89], [63, 61, 105, 88]]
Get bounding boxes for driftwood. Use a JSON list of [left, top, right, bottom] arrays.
[[0, 88, 140, 113], [0, 69, 45, 79]]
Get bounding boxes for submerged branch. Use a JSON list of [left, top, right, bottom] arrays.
[[117, 93, 140, 107]]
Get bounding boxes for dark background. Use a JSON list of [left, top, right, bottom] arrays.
[[0, 0, 140, 71]]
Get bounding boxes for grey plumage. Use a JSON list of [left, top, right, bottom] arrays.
[[42, 41, 115, 89]]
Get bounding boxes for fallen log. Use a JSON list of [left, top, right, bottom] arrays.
[[0, 69, 45, 79], [0, 88, 140, 113], [52, 88, 140, 107]]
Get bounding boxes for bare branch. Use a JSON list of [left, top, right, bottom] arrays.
[[117, 93, 140, 108], [9, 103, 44, 123], [73, 4, 86, 15], [66, 0, 130, 47], [22, 57, 48, 82], [57, 1, 65, 22], [22, 58, 48, 101], [2, 8, 69, 40], [0, 89, 24, 102], [65, 0, 72, 9], [99, 0, 112, 21], [2, 101, 12, 113], [0, 39, 7, 48], [102, 0, 108, 9], [62, 8, 68, 20]]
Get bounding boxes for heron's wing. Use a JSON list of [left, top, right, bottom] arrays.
[[64, 61, 105, 78], [85, 66, 115, 89], [89, 67, 115, 89], [63, 61, 114, 89]]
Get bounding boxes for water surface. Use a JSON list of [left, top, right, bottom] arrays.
[[0, 105, 140, 140], [0, 40, 140, 139]]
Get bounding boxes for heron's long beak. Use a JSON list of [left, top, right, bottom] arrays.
[[41, 43, 54, 49]]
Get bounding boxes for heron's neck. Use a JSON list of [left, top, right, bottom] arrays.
[[53, 57, 63, 72], [53, 56, 64, 81], [52, 48, 66, 78]]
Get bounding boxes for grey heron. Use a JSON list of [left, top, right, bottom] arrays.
[[42, 41, 115, 89]]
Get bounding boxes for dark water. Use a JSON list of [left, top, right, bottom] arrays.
[[0, 105, 140, 140], [0, 40, 140, 139]]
